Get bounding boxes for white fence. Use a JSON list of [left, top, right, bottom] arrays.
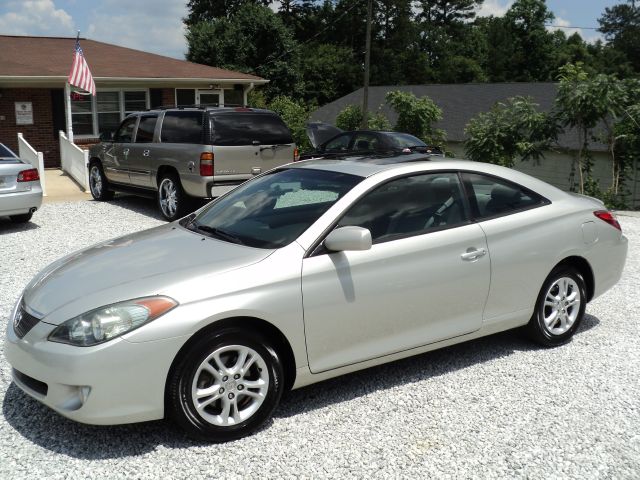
[[17, 133, 46, 196], [59, 130, 89, 192]]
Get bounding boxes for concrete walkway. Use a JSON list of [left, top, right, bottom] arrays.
[[43, 169, 91, 203]]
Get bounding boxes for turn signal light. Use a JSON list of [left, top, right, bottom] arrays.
[[17, 168, 39, 182], [200, 152, 214, 176], [594, 210, 621, 231], [294, 147, 300, 162]]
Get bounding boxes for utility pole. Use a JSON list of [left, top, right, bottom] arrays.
[[361, 0, 373, 129]]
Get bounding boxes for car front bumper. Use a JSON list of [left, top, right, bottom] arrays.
[[0, 187, 42, 217], [4, 313, 189, 425]]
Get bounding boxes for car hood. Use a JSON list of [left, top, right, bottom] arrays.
[[23, 224, 274, 324], [306, 122, 343, 148]]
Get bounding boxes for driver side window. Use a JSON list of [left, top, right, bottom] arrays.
[[114, 116, 138, 143], [337, 172, 469, 243]]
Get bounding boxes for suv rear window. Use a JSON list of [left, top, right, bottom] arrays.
[[160, 111, 204, 144], [211, 113, 293, 146]]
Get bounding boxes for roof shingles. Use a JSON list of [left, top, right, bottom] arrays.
[[0, 35, 263, 81]]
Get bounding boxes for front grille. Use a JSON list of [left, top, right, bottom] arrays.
[[13, 369, 48, 396], [13, 305, 40, 339]]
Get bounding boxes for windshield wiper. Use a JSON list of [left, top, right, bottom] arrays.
[[193, 223, 245, 245]]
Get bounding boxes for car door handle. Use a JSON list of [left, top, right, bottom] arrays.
[[461, 248, 487, 261], [143, 149, 150, 157]]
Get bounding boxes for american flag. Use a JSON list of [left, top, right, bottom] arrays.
[[68, 38, 96, 96]]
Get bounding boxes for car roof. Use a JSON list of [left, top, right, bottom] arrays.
[[288, 156, 567, 200]]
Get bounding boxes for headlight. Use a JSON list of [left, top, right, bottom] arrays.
[[48, 296, 178, 346]]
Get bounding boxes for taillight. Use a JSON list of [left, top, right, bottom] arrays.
[[293, 147, 300, 162], [17, 168, 39, 182], [200, 152, 213, 176], [594, 210, 621, 231]]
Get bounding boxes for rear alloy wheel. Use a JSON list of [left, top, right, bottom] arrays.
[[89, 162, 114, 201], [168, 330, 284, 442], [158, 173, 187, 221], [526, 266, 587, 347]]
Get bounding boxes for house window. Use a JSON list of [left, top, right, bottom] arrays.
[[96, 92, 121, 135], [70, 89, 149, 137]]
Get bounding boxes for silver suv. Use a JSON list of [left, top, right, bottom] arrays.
[[88, 107, 297, 221]]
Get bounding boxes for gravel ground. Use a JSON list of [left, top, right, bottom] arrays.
[[0, 198, 638, 479]]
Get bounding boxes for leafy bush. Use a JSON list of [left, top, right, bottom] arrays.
[[335, 104, 392, 131], [385, 91, 445, 146], [268, 96, 311, 151], [464, 96, 558, 167]]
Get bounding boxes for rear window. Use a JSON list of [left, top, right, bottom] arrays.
[[211, 113, 293, 146], [388, 133, 427, 148], [160, 111, 204, 144]]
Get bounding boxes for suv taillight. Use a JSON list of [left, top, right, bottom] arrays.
[[200, 152, 213, 176], [17, 168, 39, 182], [293, 147, 300, 162], [594, 210, 621, 231]]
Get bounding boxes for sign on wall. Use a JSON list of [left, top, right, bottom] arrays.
[[15, 102, 34, 125]]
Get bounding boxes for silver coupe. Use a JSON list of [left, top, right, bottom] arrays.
[[0, 143, 42, 223], [5, 156, 628, 442]]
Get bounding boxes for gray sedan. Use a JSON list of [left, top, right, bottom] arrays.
[[0, 143, 42, 223], [5, 157, 628, 442]]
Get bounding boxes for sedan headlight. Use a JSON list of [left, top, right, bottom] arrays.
[[48, 296, 178, 346]]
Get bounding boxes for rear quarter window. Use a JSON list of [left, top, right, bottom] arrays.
[[211, 113, 293, 146], [160, 111, 204, 144]]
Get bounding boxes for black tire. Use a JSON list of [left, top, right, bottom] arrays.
[[88, 161, 114, 201], [157, 173, 189, 221], [167, 329, 284, 442], [9, 212, 33, 223], [526, 266, 587, 347]]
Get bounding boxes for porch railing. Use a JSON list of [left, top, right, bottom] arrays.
[[17, 133, 46, 196], [59, 130, 89, 192]]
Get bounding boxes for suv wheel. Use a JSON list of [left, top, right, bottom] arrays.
[[158, 173, 187, 221], [89, 161, 114, 201], [167, 329, 284, 442]]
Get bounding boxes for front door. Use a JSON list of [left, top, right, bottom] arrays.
[[302, 171, 491, 373], [197, 89, 223, 107], [103, 116, 138, 185]]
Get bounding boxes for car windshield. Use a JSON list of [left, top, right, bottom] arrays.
[[187, 168, 362, 248], [388, 133, 427, 148]]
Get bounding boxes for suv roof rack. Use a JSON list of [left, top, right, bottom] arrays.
[[147, 103, 255, 111]]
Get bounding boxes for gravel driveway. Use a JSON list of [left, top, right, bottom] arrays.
[[1, 198, 638, 479]]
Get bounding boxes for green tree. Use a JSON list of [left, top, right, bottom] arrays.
[[598, 1, 640, 73], [185, 0, 273, 23], [464, 96, 558, 167], [385, 91, 445, 145], [555, 63, 628, 195], [186, 4, 303, 99]]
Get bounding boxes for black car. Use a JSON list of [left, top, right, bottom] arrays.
[[301, 122, 444, 160]]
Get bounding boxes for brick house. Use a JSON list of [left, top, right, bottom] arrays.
[[0, 35, 267, 167]]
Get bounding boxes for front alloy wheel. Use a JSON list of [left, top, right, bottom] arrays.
[[89, 162, 114, 201], [526, 266, 587, 347], [168, 329, 284, 442]]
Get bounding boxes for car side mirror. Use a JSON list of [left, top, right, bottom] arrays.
[[324, 226, 372, 252], [99, 131, 114, 142]]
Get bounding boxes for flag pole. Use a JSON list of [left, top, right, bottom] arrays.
[[65, 31, 80, 143]]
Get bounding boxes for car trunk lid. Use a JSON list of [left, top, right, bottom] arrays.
[[306, 122, 343, 149]]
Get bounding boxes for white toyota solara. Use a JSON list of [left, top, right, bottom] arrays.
[[5, 156, 628, 442]]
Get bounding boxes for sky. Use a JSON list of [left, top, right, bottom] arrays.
[[0, 0, 623, 60]]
